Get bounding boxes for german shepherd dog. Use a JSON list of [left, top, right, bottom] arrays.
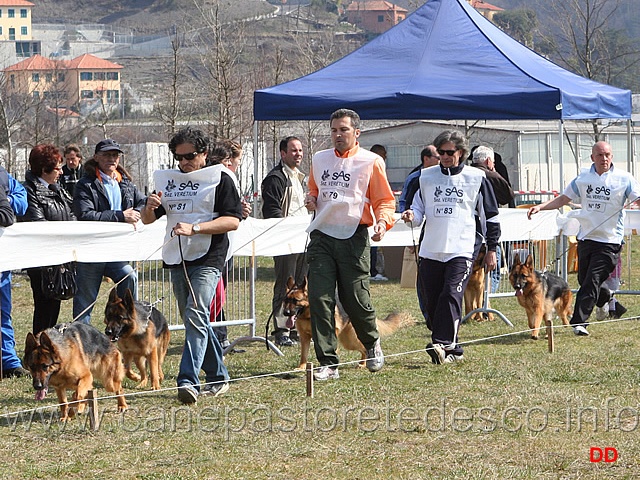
[[464, 244, 494, 322], [104, 288, 170, 390], [282, 276, 414, 370], [23, 322, 128, 421], [509, 254, 573, 339]]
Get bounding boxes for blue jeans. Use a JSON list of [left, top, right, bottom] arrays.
[[490, 244, 502, 293], [73, 261, 138, 324], [172, 265, 228, 390], [1, 271, 22, 370]]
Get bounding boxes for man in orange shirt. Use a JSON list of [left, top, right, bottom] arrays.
[[304, 109, 396, 380]]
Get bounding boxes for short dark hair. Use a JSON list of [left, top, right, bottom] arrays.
[[29, 144, 62, 176], [330, 108, 360, 130], [63, 144, 82, 158], [370, 144, 386, 158], [420, 146, 434, 159], [279, 136, 301, 153], [433, 130, 469, 160], [169, 127, 209, 155], [207, 141, 232, 165]]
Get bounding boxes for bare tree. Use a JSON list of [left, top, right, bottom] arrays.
[[543, 0, 640, 139]]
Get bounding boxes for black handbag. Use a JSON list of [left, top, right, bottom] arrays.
[[41, 262, 77, 300]]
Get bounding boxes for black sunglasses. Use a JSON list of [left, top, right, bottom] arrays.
[[174, 151, 200, 161], [437, 148, 458, 156]]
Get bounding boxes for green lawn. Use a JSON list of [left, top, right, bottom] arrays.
[[1, 252, 640, 479]]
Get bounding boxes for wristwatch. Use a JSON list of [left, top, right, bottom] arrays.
[[192, 223, 201, 234]]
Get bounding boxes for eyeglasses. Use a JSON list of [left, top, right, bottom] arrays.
[[174, 151, 200, 161], [437, 149, 458, 157]]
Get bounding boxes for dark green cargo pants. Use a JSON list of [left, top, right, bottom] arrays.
[[307, 225, 380, 366]]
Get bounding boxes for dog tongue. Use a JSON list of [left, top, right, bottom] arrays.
[[515, 289, 523, 297], [285, 316, 296, 329], [35, 388, 48, 401]]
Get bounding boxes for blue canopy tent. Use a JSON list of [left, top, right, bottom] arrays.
[[253, 0, 633, 195], [253, 0, 631, 121]]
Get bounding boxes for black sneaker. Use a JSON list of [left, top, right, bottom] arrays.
[[2, 366, 29, 379], [200, 382, 229, 397], [610, 302, 627, 319], [426, 343, 446, 365], [177, 385, 198, 404], [275, 335, 297, 347]]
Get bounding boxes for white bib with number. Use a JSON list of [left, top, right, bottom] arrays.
[[307, 148, 375, 239], [419, 165, 484, 260], [154, 165, 222, 264]]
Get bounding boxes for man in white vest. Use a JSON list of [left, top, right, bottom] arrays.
[[528, 141, 640, 336], [304, 109, 396, 381], [142, 127, 243, 404]]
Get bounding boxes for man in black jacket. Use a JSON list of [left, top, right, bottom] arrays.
[[59, 144, 84, 196], [261, 136, 308, 346], [72, 139, 146, 324]]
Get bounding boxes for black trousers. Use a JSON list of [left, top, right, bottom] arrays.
[[27, 268, 62, 335], [418, 256, 472, 356], [571, 240, 621, 326]]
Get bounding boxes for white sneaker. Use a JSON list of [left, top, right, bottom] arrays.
[[314, 366, 339, 381], [371, 274, 389, 281], [595, 306, 608, 321], [573, 325, 590, 336], [365, 338, 384, 372]]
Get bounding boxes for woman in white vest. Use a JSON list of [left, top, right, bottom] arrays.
[[402, 130, 501, 365], [142, 127, 243, 404]]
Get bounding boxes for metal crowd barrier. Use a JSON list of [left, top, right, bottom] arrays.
[[137, 256, 282, 356]]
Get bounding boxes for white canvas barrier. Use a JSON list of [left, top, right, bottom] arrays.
[[2, 209, 640, 271]]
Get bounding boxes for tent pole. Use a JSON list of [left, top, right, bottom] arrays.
[[558, 120, 567, 280], [628, 119, 633, 176]]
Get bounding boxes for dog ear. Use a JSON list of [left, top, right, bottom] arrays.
[[39, 332, 54, 352], [286, 276, 295, 290], [301, 276, 307, 291], [24, 332, 38, 353], [513, 254, 521, 266], [123, 288, 135, 311], [525, 254, 534, 268], [108, 288, 120, 304]]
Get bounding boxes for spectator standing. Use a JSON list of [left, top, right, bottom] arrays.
[[527, 141, 640, 336], [142, 127, 242, 403], [72, 139, 146, 323], [261, 136, 308, 346], [471, 145, 514, 293], [23, 144, 76, 334], [59, 144, 84, 197], [398, 146, 439, 212], [369, 144, 388, 281], [304, 109, 395, 380], [0, 165, 28, 378]]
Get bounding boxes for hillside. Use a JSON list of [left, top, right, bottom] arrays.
[[32, 0, 275, 34]]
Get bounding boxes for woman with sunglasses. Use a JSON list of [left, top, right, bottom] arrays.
[[401, 130, 500, 365], [142, 127, 243, 404]]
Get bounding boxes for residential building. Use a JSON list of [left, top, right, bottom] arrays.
[[3, 53, 122, 112], [468, 0, 503, 21], [0, 0, 40, 59], [345, 1, 408, 34]]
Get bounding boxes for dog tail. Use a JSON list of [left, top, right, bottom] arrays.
[[376, 311, 415, 337]]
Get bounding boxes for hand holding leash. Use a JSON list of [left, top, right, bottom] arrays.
[[401, 209, 414, 224]]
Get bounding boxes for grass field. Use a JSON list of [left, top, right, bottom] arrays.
[[1, 251, 640, 479]]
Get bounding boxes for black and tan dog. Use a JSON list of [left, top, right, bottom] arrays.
[[104, 289, 170, 390], [463, 244, 494, 322], [509, 254, 573, 339], [282, 276, 413, 370], [24, 322, 128, 421]]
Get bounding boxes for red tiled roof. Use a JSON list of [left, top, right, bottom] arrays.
[[4, 53, 122, 72], [0, 0, 34, 6], [346, 1, 407, 13], [470, 0, 503, 12], [67, 54, 122, 70], [3, 54, 65, 71]]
